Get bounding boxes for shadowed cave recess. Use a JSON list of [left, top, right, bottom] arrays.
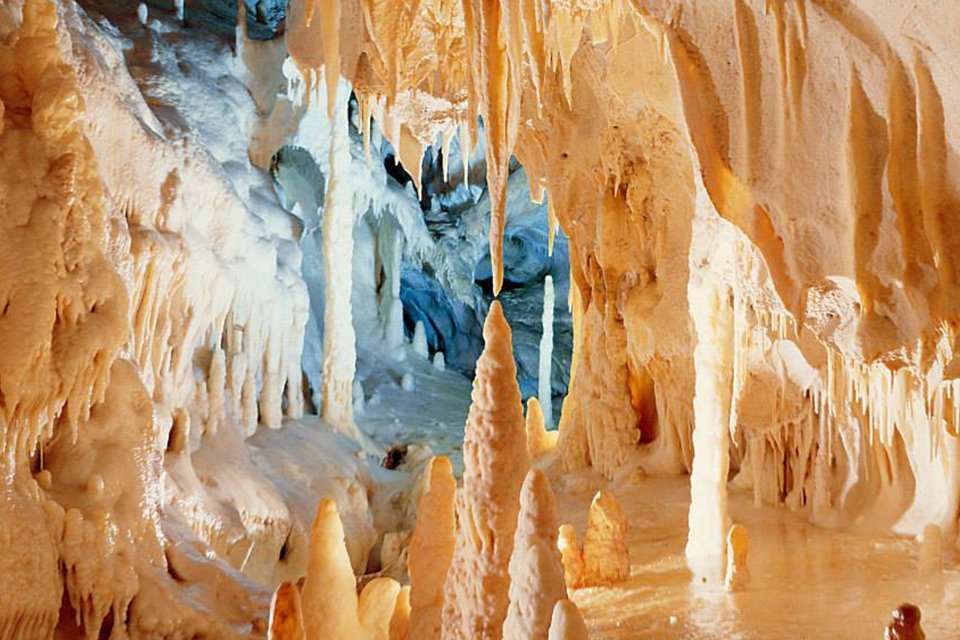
[[0, 0, 959, 638]]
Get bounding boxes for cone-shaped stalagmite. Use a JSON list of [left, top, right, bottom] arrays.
[[441, 302, 531, 639], [301, 499, 362, 640], [547, 599, 589, 640], [503, 468, 567, 640], [408, 457, 457, 640], [359, 577, 402, 640], [389, 585, 411, 640], [582, 490, 630, 586], [525, 397, 552, 459], [268, 581, 304, 640], [557, 524, 585, 589]]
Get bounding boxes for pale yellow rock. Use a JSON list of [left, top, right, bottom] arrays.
[[268, 581, 305, 640], [503, 468, 567, 640], [408, 456, 456, 640], [547, 599, 589, 640], [301, 499, 361, 640], [725, 524, 750, 592], [359, 576, 402, 640], [582, 491, 630, 586], [441, 302, 531, 639], [389, 585, 411, 640], [557, 524, 585, 589]]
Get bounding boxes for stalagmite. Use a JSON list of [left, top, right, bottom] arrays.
[[582, 491, 630, 586], [503, 468, 567, 640], [413, 321, 429, 358], [539, 275, 555, 428], [525, 397, 552, 460], [918, 524, 942, 573], [557, 525, 585, 589], [408, 457, 456, 640], [433, 351, 446, 371], [389, 586, 411, 640], [359, 577, 402, 640], [546, 599, 589, 640], [724, 524, 750, 592], [301, 499, 362, 640], [441, 302, 531, 638], [268, 582, 305, 640], [320, 79, 358, 434], [685, 275, 735, 582]]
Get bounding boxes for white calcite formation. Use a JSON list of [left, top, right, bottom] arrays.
[[582, 491, 630, 586], [539, 274, 556, 428], [503, 468, 568, 640], [441, 302, 531, 638]]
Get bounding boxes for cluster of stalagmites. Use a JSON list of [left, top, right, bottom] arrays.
[[268, 304, 612, 639]]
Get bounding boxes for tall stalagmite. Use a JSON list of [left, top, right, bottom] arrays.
[[539, 274, 555, 427], [301, 499, 362, 639], [503, 468, 567, 640], [320, 78, 358, 433], [441, 302, 530, 639], [408, 457, 456, 640]]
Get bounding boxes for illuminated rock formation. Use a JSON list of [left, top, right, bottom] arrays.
[[547, 599, 589, 640], [525, 397, 554, 460], [359, 577, 402, 640], [441, 302, 530, 638], [268, 582, 305, 640], [408, 457, 456, 640], [302, 499, 361, 639], [582, 491, 630, 586], [557, 525, 585, 590], [724, 524, 750, 592], [503, 468, 567, 640]]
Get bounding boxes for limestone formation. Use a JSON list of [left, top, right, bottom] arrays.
[[582, 491, 630, 586], [408, 456, 457, 640], [268, 582, 305, 640], [503, 468, 567, 640], [525, 397, 552, 460], [359, 577, 402, 640], [724, 524, 750, 592], [557, 525, 585, 590], [441, 302, 531, 638], [389, 586, 411, 640], [547, 599, 589, 640], [301, 499, 362, 639]]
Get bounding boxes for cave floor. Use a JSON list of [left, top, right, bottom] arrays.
[[552, 471, 960, 639]]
